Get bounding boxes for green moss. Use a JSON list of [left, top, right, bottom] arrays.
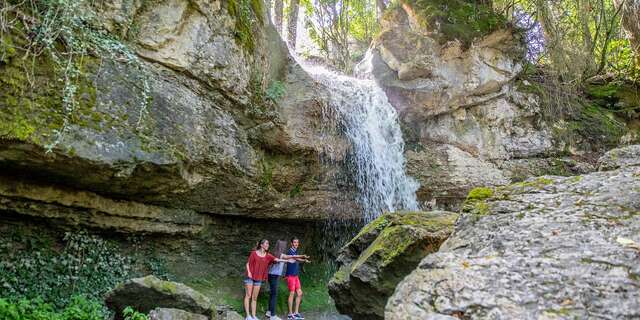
[[568, 175, 583, 183], [403, 0, 508, 47], [551, 100, 626, 150], [159, 281, 178, 294], [394, 211, 458, 232], [259, 160, 273, 189], [472, 201, 490, 216], [289, 184, 303, 198], [353, 212, 456, 269], [466, 187, 494, 201], [350, 214, 391, 242], [228, 0, 263, 52], [585, 82, 640, 113], [511, 177, 554, 190], [142, 276, 177, 295]]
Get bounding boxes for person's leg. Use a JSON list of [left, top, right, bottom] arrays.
[[251, 283, 261, 318], [286, 276, 295, 315], [244, 281, 254, 318], [288, 291, 295, 316], [268, 275, 279, 316], [294, 277, 302, 315]]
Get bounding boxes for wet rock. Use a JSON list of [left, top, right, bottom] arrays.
[[329, 211, 458, 320], [386, 150, 640, 319], [106, 276, 212, 318]]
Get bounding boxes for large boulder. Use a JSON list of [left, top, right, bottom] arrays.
[[106, 276, 212, 318], [328, 211, 459, 320], [386, 146, 640, 319]]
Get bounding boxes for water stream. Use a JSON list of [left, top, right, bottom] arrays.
[[301, 63, 420, 222]]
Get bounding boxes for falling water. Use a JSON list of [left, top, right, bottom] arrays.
[[302, 63, 420, 222]]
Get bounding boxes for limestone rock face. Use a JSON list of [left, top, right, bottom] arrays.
[[0, 0, 355, 221], [386, 146, 640, 319], [357, 5, 524, 121], [328, 211, 459, 320], [106, 276, 212, 318], [597, 144, 640, 170]]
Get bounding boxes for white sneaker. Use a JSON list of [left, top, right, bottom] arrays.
[[265, 311, 272, 317], [270, 316, 283, 320]]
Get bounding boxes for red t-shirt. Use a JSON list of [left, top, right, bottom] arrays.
[[246, 250, 276, 281]]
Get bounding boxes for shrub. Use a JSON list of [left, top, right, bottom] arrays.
[[0, 296, 106, 320], [0, 231, 133, 309]]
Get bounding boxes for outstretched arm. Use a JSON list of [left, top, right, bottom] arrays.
[[281, 254, 309, 259]]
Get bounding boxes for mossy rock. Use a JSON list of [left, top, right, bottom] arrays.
[[105, 275, 212, 319], [329, 211, 458, 320], [401, 0, 508, 47], [585, 82, 640, 114]]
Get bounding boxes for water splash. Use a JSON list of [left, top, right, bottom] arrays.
[[302, 63, 420, 222]]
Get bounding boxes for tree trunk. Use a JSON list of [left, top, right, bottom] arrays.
[[287, 0, 300, 49], [615, 0, 640, 54], [376, 0, 386, 22], [274, 0, 283, 34]]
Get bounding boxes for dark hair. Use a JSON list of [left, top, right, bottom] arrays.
[[290, 237, 299, 244], [256, 239, 269, 251]]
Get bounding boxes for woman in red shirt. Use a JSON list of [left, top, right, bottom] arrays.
[[244, 239, 306, 320]]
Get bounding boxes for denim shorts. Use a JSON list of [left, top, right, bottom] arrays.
[[244, 277, 263, 286]]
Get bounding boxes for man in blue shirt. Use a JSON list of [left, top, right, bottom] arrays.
[[285, 237, 310, 320]]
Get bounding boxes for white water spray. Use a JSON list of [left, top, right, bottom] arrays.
[[302, 64, 420, 222]]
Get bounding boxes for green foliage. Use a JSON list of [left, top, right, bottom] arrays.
[[303, 0, 379, 72], [146, 257, 175, 282], [265, 81, 286, 102], [289, 184, 303, 197], [0, 0, 151, 150], [565, 103, 626, 148], [228, 0, 264, 51], [0, 296, 106, 320], [0, 231, 133, 310], [260, 160, 274, 189], [123, 306, 149, 320], [410, 0, 507, 46]]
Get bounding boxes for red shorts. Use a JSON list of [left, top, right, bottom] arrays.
[[286, 275, 301, 292]]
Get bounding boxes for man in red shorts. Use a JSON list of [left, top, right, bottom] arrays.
[[285, 237, 310, 320]]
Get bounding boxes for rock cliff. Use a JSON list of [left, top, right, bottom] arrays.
[[1, 0, 355, 222]]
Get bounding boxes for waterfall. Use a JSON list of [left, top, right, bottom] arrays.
[[302, 64, 420, 222]]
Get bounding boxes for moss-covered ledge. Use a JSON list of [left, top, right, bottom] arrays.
[[328, 211, 458, 320]]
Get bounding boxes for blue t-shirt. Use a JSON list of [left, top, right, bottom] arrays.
[[285, 248, 300, 276]]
